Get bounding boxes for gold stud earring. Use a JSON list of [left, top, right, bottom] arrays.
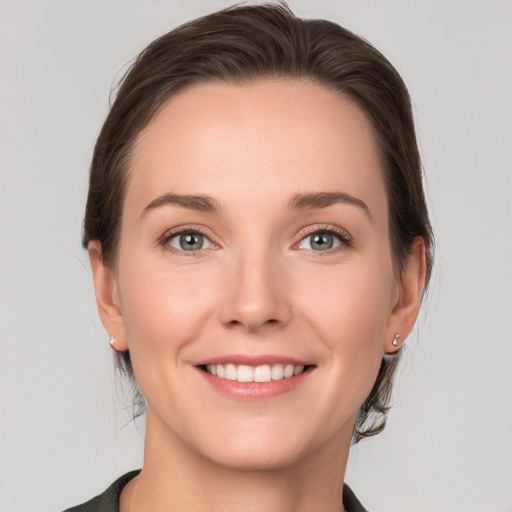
[[392, 333, 400, 347]]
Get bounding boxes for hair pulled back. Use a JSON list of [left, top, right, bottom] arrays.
[[83, 2, 434, 442]]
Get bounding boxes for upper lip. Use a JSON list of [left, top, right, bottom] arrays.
[[195, 354, 313, 367]]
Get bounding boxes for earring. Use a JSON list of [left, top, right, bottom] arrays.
[[392, 333, 400, 347], [109, 335, 125, 352]]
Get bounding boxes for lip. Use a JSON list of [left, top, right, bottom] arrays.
[[195, 354, 311, 366], [194, 355, 315, 400]]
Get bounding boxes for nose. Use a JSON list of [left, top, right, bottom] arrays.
[[219, 249, 292, 334]]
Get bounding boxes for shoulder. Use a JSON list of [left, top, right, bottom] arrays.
[[343, 483, 369, 512], [62, 470, 141, 512]]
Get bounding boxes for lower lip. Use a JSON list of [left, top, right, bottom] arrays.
[[197, 367, 313, 400]]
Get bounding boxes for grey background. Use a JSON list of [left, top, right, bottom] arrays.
[[0, 1, 511, 511]]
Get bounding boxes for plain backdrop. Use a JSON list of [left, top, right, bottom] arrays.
[[0, 1, 511, 511]]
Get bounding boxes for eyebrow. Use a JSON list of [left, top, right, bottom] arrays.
[[140, 193, 221, 218], [140, 190, 371, 219], [288, 192, 371, 219]]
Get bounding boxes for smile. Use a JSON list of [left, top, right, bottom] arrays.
[[204, 363, 307, 383], [197, 356, 315, 399]]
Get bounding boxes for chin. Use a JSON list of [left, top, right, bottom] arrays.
[[188, 417, 336, 472], [202, 439, 305, 472]]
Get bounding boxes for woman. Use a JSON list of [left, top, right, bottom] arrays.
[[66, 3, 432, 511]]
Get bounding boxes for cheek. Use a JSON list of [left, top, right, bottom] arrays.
[[117, 256, 221, 353], [294, 261, 394, 382], [298, 261, 393, 334], [116, 257, 224, 415], [118, 242, 232, 374]]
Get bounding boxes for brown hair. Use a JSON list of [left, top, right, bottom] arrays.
[[83, 2, 434, 442]]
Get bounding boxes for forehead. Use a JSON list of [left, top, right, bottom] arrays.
[[127, 79, 386, 216]]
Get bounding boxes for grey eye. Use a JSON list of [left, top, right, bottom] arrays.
[[168, 232, 211, 251], [300, 231, 341, 251]]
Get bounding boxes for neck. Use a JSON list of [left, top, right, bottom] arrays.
[[122, 411, 351, 512]]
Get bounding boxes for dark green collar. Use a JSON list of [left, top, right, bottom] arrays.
[[63, 470, 141, 512], [63, 470, 368, 512]]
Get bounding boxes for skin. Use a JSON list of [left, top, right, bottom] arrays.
[[89, 79, 426, 512]]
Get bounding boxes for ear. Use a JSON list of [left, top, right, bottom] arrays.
[[385, 236, 427, 354], [88, 241, 128, 351]]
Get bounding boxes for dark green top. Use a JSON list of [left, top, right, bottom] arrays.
[[63, 470, 368, 512]]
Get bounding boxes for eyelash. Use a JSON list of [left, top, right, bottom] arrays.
[[159, 224, 353, 256], [296, 225, 353, 254], [159, 226, 216, 257]]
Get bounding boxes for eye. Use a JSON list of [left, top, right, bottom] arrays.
[[298, 230, 344, 251], [167, 231, 213, 252]]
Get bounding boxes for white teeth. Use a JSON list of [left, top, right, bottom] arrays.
[[237, 365, 253, 382], [254, 365, 271, 382], [225, 363, 237, 381], [293, 365, 304, 376], [271, 364, 284, 380], [205, 363, 307, 382], [283, 364, 294, 378]]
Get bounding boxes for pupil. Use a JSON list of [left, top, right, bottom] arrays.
[[180, 233, 203, 250], [311, 232, 333, 250]]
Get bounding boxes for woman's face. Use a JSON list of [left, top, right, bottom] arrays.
[[97, 79, 410, 469]]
